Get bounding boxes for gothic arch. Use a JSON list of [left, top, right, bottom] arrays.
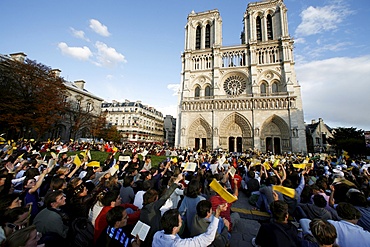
[[219, 112, 253, 151], [260, 115, 290, 153], [187, 117, 212, 149], [257, 69, 282, 83], [192, 75, 212, 87]]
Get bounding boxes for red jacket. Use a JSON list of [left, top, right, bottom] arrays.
[[94, 203, 140, 242]]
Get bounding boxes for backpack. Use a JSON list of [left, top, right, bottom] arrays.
[[69, 217, 94, 247]]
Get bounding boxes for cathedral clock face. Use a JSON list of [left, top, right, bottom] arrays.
[[223, 75, 246, 96]]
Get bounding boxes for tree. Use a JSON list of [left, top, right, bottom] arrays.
[[328, 127, 366, 157], [90, 112, 108, 140], [0, 58, 67, 140]]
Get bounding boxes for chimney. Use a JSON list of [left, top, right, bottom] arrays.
[[10, 52, 27, 63], [50, 69, 61, 78], [311, 119, 316, 124], [74, 80, 85, 90]]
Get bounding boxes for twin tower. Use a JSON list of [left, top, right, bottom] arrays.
[[175, 0, 307, 153]]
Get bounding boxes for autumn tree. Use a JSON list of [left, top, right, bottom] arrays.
[[0, 57, 67, 140], [90, 112, 108, 140], [328, 127, 366, 157]]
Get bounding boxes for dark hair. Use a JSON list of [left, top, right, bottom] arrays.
[[123, 176, 134, 187], [3, 225, 37, 247], [3, 207, 29, 224], [0, 194, 20, 211], [185, 179, 200, 198], [45, 190, 64, 208], [143, 180, 152, 191], [50, 177, 66, 191], [282, 179, 293, 189], [101, 190, 119, 206], [143, 189, 158, 205], [196, 200, 212, 218], [336, 202, 361, 220], [349, 192, 368, 207], [106, 206, 125, 226], [161, 209, 180, 234], [309, 219, 337, 245], [270, 200, 289, 222], [313, 194, 327, 208], [247, 171, 255, 179]]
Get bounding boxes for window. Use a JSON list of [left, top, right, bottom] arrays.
[[196, 26, 201, 50], [271, 82, 278, 93], [316, 137, 320, 145], [267, 14, 273, 40], [205, 24, 211, 48], [205, 86, 212, 97], [76, 100, 81, 110], [86, 102, 92, 112], [260, 83, 267, 95], [256, 16, 262, 41], [194, 86, 200, 99]]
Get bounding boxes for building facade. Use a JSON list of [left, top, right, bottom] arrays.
[[164, 115, 176, 147], [0, 52, 103, 142], [306, 118, 334, 154], [102, 100, 164, 143], [176, 0, 307, 153]]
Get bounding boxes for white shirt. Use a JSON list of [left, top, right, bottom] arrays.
[[152, 216, 219, 247], [133, 190, 145, 209], [328, 220, 370, 247]]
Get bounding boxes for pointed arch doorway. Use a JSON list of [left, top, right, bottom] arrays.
[[220, 113, 252, 152]]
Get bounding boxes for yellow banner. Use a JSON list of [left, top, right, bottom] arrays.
[[86, 161, 100, 167], [209, 179, 238, 203], [73, 155, 82, 167], [293, 164, 306, 169], [273, 185, 295, 198]]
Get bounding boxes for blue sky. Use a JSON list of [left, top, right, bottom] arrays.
[[1, 0, 370, 130]]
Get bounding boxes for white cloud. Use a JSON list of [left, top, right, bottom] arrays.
[[299, 42, 351, 60], [106, 74, 114, 80], [167, 84, 180, 96], [70, 27, 90, 41], [295, 3, 353, 36], [297, 55, 370, 130], [95, 41, 126, 67], [89, 19, 111, 37], [294, 38, 306, 44], [156, 104, 178, 117], [57, 42, 92, 60]]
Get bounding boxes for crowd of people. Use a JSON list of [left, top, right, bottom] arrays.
[[0, 139, 370, 247]]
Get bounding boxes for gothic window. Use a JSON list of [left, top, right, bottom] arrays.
[[196, 26, 201, 50], [205, 24, 211, 48], [256, 16, 262, 41], [267, 14, 273, 40], [194, 86, 200, 99], [272, 82, 278, 93], [260, 82, 267, 96], [205, 85, 212, 97], [223, 75, 246, 96]]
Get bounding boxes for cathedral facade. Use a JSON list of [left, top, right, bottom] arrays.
[[175, 0, 307, 154]]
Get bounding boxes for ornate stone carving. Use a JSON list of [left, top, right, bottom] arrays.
[[223, 75, 246, 96]]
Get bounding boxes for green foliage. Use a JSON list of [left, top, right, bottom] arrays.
[[328, 127, 366, 157]]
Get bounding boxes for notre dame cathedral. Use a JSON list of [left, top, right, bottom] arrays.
[[175, 0, 307, 154]]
